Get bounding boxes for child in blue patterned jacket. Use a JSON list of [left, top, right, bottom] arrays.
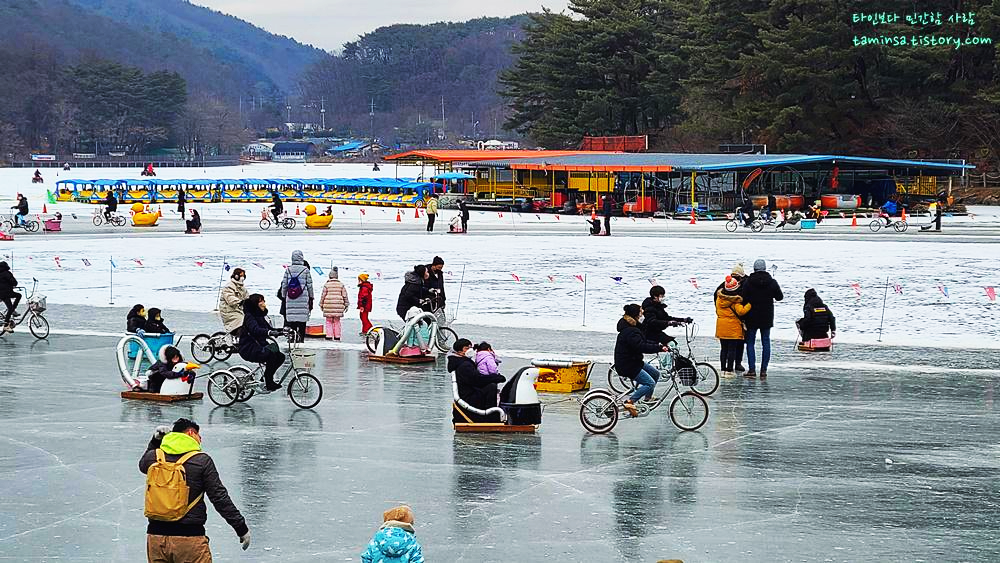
[[361, 505, 424, 563]]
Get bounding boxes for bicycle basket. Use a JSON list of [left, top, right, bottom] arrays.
[[676, 367, 697, 387], [28, 295, 46, 313]]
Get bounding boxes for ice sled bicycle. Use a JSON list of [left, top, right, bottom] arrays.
[[579, 367, 709, 434], [117, 334, 202, 402], [0, 279, 49, 339], [365, 307, 458, 363], [869, 214, 908, 233], [206, 328, 322, 409], [453, 365, 545, 433], [607, 322, 719, 396], [259, 209, 296, 230], [190, 330, 277, 364], [1, 213, 39, 233], [92, 208, 127, 227]]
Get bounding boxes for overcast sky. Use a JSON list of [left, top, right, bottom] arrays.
[[192, 0, 571, 52]]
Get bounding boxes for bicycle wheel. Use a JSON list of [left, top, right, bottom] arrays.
[[207, 370, 240, 407], [435, 326, 458, 353], [365, 327, 383, 354], [606, 365, 631, 394], [751, 220, 764, 233], [287, 372, 322, 409], [691, 362, 720, 396], [28, 314, 49, 339], [669, 391, 709, 431], [0, 221, 12, 232], [283, 218, 297, 229], [210, 331, 232, 361], [113, 215, 127, 227], [869, 220, 882, 232], [259, 218, 271, 230], [190, 333, 215, 364], [93, 215, 104, 226], [580, 393, 619, 434], [229, 366, 255, 402], [25, 220, 39, 232], [894, 221, 908, 233], [725, 220, 737, 233]]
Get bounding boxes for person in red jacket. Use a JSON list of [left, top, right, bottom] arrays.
[[357, 273, 374, 335]]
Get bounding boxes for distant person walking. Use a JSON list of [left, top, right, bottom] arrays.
[[458, 199, 469, 233], [742, 259, 783, 378], [176, 188, 186, 216], [279, 250, 314, 342], [602, 193, 615, 235], [140, 418, 250, 562], [426, 194, 439, 232]]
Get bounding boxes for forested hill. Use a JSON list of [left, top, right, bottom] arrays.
[[300, 15, 531, 143], [0, 0, 323, 96]]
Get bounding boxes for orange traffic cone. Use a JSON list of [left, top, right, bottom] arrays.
[[414, 205, 420, 219], [42, 204, 47, 213], [901, 207, 908, 222], [157, 205, 162, 218], [395, 210, 402, 222], [689, 209, 697, 224], [590, 209, 597, 221], [295, 204, 300, 216], [851, 213, 857, 227]]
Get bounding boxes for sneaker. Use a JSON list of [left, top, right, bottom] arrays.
[[265, 383, 282, 392], [623, 401, 638, 418], [759, 371, 767, 379], [721, 370, 735, 378], [642, 396, 659, 404], [735, 364, 746, 373], [334, 337, 340, 341], [325, 336, 333, 340], [744, 371, 757, 378]]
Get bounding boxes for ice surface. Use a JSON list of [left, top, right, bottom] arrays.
[[1, 315, 999, 562]]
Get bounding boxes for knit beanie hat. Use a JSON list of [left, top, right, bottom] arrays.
[[731, 263, 746, 277], [724, 275, 740, 291], [329, 266, 339, 279], [358, 273, 369, 282], [623, 303, 641, 318], [754, 259, 767, 272]]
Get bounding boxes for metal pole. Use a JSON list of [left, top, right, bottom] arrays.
[[453, 265, 466, 321], [109, 257, 114, 305], [877, 276, 890, 342], [582, 274, 587, 326], [214, 256, 227, 311]]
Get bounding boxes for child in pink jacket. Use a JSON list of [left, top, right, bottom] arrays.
[[319, 267, 350, 340], [474, 342, 502, 376]]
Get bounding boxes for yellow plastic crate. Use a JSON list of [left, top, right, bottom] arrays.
[[531, 360, 593, 393]]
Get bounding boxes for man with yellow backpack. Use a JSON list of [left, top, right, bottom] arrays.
[[140, 418, 250, 562]]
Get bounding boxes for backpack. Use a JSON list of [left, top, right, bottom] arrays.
[[144, 449, 204, 521], [286, 270, 303, 300]]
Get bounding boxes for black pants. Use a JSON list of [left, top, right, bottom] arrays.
[[603, 215, 611, 235], [461, 217, 468, 232], [720, 339, 743, 372], [1, 293, 21, 326], [284, 321, 306, 343], [262, 349, 286, 387], [427, 213, 436, 232]]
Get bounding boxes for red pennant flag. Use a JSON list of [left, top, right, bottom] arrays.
[[555, 215, 560, 221], [648, 277, 657, 286], [195, 261, 205, 267], [986, 287, 997, 302], [547, 275, 555, 282], [360, 208, 366, 216], [689, 277, 699, 289], [574, 274, 584, 283], [851, 282, 861, 296], [510, 273, 521, 282], [54, 256, 61, 268], [133, 258, 143, 266], [82, 258, 91, 267], [894, 284, 903, 294], [375, 271, 382, 280]]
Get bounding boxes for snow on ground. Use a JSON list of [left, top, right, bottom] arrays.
[[3, 164, 999, 350]]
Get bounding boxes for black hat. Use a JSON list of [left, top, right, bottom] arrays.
[[623, 303, 641, 318]]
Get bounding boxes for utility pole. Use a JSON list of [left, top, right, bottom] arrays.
[[320, 97, 326, 130], [369, 98, 375, 141], [285, 97, 291, 123], [441, 96, 446, 139]]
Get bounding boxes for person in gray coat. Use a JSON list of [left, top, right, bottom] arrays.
[[280, 250, 313, 342]]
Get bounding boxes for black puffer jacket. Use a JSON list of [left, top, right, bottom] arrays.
[[126, 306, 146, 333], [395, 271, 428, 319], [139, 434, 247, 538], [425, 267, 446, 307], [239, 300, 274, 362], [742, 271, 783, 329], [799, 289, 836, 340], [449, 352, 505, 423], [0, 262, 16, 297], [641, 296, 684, 337], [613, 315, 663, 379]]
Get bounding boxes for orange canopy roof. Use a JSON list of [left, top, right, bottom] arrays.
[[384, 150, 605, 163]]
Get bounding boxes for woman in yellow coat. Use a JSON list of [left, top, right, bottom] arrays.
[[715, 275, 751, 377]]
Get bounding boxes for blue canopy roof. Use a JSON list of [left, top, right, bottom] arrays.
[[431, 172, 475, 180]]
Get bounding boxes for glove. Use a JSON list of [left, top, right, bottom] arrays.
[[685, 317, 693, 323], [153, 425, 172, 440], [831, 331, 836, 339], [135, 328, 145, 337], [268, 329, 283, 337], [239, 531, 251, 551]]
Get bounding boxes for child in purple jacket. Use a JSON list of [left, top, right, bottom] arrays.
[[475, 342, 502, 376]]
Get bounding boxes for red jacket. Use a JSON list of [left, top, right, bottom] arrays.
[[357, 281, 373, 312]]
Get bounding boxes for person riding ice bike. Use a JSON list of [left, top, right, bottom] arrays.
[[616, 303, 671, 418], [10, 194, 28, 227], [641, 285, 692, 347], [268, 191, 283, 225], [238, 294, 285, 392], [879, 199, 898, 227]]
